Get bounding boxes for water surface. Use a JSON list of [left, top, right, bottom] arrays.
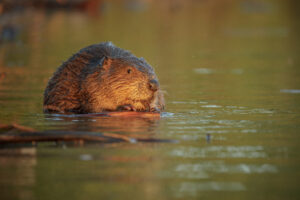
[[0, 0, 300, 199]]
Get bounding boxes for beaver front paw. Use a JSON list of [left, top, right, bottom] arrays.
[[117, 104, 137, 111], [150, 107, 161, 113]]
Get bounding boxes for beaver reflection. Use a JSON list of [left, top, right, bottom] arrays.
[[46, 114, 161, 135]]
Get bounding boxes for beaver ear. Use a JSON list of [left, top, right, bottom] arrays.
[[99, 56, 113, 71]]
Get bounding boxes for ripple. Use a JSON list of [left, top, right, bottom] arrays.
[[194, 68, 214, 74], [161, 112, 174, 117], [171, 146, 267, 158], [171, 101, 208, 104], [48, 117, 63, 121], [280, 89, 300, 94], [201, 105, 222, 108], [241, 129, 257, 133], [251, 108, 274, 114], [174, 162, 278, 175], [79, 154, 93, 161], [175, 181, 246, 196]]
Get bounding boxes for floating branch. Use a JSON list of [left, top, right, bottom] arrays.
[[0, 123, 176, 145]]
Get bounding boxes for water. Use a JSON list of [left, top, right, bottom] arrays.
[[1, 0, 300, 199]]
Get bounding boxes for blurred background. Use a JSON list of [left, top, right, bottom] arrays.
[[0, 0, 300, 200]]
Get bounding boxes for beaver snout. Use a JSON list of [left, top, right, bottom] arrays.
[[149, 79, 159, 91]]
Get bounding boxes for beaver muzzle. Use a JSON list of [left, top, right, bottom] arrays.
[[149, 79, 159, 92]]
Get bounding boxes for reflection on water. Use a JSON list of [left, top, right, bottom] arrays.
[[44, 113, 161, 135], [0, 148, 36, 200], [1, 0, 300, 199], [176, 181, 246, 194], [175, 162, 278, 176], [171, 146, 267, 158], [280, 89, 300, 94]]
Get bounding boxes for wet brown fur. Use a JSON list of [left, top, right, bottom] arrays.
[[43, 42, 165, 113]]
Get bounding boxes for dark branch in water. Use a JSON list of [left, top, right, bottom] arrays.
[[0, 123, 176, 145]]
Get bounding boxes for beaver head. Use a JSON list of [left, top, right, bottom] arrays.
[[82, 54, 164, 112], [43, 42, 165, 114]]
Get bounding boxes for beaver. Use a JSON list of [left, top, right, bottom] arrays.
[[43, 42, 165, 114]]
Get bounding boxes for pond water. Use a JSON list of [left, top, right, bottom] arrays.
[[0, 0, 300, 199]]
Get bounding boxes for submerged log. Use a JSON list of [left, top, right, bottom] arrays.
[[0, 123, 36, 133], [0, 132, 123, 144]]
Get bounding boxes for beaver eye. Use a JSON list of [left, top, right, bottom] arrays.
[[127, 69, 132, 74]]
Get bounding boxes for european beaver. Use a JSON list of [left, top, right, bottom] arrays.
[[43, 42, 164, 114]]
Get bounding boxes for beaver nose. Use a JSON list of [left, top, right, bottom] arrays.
[[149, 79, 159, 91]]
